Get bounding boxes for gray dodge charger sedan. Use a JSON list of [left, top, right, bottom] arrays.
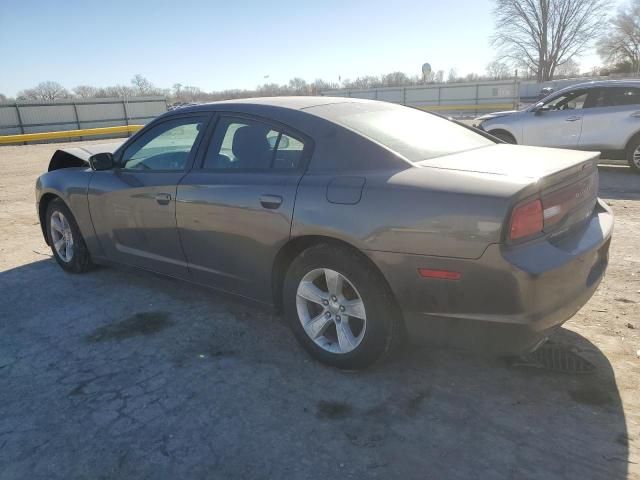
[[36, 97, 613, 369]]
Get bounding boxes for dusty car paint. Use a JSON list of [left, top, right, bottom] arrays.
[[36, 97, 614, 354]]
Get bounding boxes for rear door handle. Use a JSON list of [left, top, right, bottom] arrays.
[[566, 116, 582, 122], [631, 111, 640, 118], [155, 193, 171, 205], [260, 194, 283, 209]]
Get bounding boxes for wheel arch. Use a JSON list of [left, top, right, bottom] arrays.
[[38, 192, 66, 245], [487, 128, 517, 144], [623, 129, 640, 153], [271, 235, 401, 317]]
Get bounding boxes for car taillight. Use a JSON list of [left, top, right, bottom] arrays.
[[541, 174, 597, 229], [509, 199, 543, 241]]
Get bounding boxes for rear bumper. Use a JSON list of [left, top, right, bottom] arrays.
[[368, 199, 613, 355]]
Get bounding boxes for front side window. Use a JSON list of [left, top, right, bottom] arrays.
[[121, 117, 205, 171], [202, 117, 305, 170], [543, 90, 588, 111]]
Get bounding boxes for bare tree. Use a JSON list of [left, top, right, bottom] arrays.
[[73, 85, 98, 98], [555, 58, 581, 77], [288, 77, 310, 95], [492, 0, 608, 82], [99, 85, 135, 98], [255, 83, 284, 97], [434, 70, 445, 83], [0, 93, 7, 102], [310, 79, 338, 95], [447, 68, 458, 83], [131, 74, 155, 95], [345, 76, 383, 89], [382, 71, 410, 87], [17, 81, 69, 101], [597, 0, 640, 74], [486, 60, 511, 79], [422, 71, 437, 83], [180, 85, 204, 102]]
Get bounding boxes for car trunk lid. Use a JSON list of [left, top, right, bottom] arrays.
[[417, 144, 600, 240], [416, 144, 598, 183]]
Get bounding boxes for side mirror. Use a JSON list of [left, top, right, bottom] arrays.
[[89, 152, 114, 171], [533, 102, 549, 115]]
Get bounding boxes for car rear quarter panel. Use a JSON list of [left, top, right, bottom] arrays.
[[292, 166, 532, 260]]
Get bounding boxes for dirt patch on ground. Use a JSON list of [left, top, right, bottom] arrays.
[[85, 311, 173, 342]]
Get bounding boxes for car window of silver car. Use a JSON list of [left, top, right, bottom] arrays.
[[542, 90, 588, 111], [120, 118, 205, 171], [600, 87, 640, 107]]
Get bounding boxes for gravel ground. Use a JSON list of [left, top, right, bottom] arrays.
[[0, 141, 639, 480]]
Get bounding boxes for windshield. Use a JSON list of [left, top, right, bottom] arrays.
[[310, 102, 495, 162]]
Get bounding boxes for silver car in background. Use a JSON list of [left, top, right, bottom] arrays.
[[475, 80, 640, 173]]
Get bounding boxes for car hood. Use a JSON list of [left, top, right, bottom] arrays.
[[475, 110, 519, 121], [47, 141, 124, 171], [58, 141, 124, 162], [417, 144, 599, 183]]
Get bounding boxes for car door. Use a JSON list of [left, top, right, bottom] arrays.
[[579, 86, 640, 151], [88, 114, 210, 277], [521, 89, 590, 148], [176, 114, 311, 303]]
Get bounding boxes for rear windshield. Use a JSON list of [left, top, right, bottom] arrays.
[[310, 102, 494, 162]]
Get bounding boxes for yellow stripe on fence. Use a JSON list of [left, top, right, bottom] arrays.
[[0, 125, 144, 145], [416, 103, 514, 111]]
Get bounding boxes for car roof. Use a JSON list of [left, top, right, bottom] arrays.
[[168, 96, 380, 114], [167, 96, 379, 115], [553, 79, 640, 95]]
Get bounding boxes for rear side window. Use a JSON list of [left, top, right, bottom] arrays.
[[604, 87, 640, 106], [202, 117, 305, 170], [273, 133, 305, 169], [308, 102, 494, 162]]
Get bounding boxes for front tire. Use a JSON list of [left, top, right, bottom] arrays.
[[625, 135, 640, 173], [45, 198, 92, 273], [490, 130, 516, 144], [283, 244, 401, 369]]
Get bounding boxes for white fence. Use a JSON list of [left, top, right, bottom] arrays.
[[323, 76, 640, 116], [0, 96, 167, 141], [321, 80, 519, 117]]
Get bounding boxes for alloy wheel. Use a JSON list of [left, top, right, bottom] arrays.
[[50, 211, 74, 262], [633, 145, 640, 168], [296, 268, 367, 354]]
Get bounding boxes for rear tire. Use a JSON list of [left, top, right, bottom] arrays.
[[625, 135, 640, 173], [45, 198, 92, 273], [283, 243, 402, 370], [490, 130, 517, 144]]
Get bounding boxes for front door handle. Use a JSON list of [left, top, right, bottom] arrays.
[[566, 116, 582, 122], [260, 194, 283, 209], [155, 193, 171, 205]]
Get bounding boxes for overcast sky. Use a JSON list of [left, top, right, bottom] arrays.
[[0, 0, 624, 97]]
